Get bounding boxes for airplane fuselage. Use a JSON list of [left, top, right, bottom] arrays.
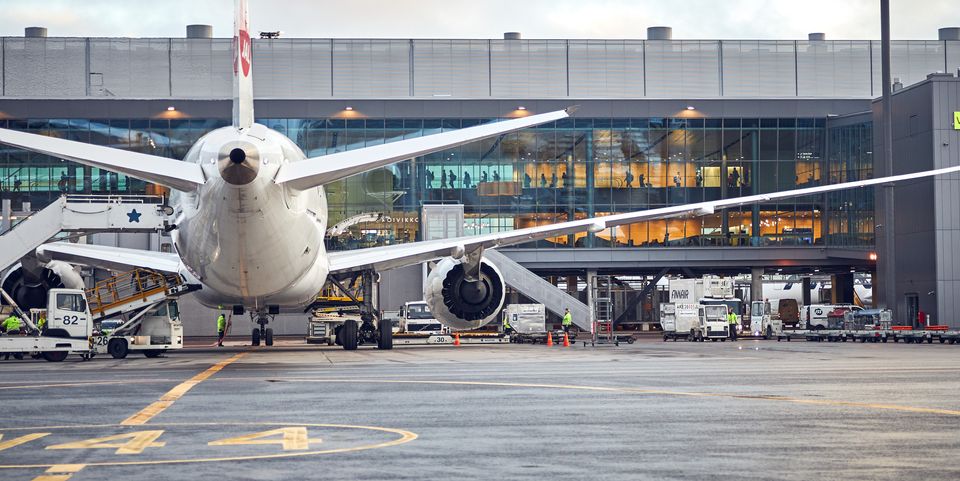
[[170, 125, 330, 311]]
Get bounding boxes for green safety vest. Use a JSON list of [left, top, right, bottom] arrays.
[[562, 312, 572, 326], [3, 316, 21, 331], [728, 313, 737, 325], [37, 317, 46, 329], [503, 318, 511, 329], [217, 314, 226, 331]]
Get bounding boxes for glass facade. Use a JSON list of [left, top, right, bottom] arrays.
[[0, 116, 875, 250]]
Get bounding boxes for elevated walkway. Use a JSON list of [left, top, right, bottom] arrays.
[[485, 249, 591, 330], [86, 268, 196, 320], [0, 195, 167, 272]]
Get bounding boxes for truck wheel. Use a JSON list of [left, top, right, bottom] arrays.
[[251, 328, 261, 346], [42, 351, 69, 362], [108, 338, 129, 359], [143, 350, 164, 358], [341, 320, 358, 350], [377, 320, 393, 350], [265, 328, 274, 346]]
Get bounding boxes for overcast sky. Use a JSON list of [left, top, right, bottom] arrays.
[[0, 0, 957, 40]]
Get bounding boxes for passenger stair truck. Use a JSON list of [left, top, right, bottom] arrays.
[[86, 269, 191, 359], [661, 277, 732, 341]]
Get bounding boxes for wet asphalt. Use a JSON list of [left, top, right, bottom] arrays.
[[1, 337, 959, 480]]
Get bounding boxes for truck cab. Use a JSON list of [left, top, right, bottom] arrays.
[[699, 304, 730, 340], [399, 301, 445, 334], [750, 300, 782, 339], [39, 288, 94, 339]]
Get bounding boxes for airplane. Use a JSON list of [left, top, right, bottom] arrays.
[[0, 0, 957, 349]]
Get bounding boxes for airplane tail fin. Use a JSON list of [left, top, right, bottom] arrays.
[[232, 0, 254, 130]]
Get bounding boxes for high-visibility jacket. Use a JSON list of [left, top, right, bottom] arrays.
[[217, 314, 226, 332], [37, 317, 46, 330], [562, 312, 572, 326], [503, 318, 511, 329], [727, 313, 737, 325], [2, 316, 22, 332]]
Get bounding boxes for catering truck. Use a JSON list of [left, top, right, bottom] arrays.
[[661, 277, 735, 341]]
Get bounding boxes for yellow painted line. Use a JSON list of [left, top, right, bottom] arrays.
[[31, 464, 85, 481], [258, 378, 960, 417], [0, 423, 416, 469], [120, 352, 247, 426]]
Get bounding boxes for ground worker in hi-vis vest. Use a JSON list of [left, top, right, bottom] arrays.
[[727, 308, 738, 341], [562, 308, 572, 333], [217, 307, 226, 347]]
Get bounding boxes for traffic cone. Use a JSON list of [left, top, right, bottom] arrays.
[[453, 333, 460, 346], [563, 332, 570, 347], [546, 331, 553, 346]]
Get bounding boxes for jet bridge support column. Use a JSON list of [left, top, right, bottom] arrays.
[[751, 268, 764, 304]]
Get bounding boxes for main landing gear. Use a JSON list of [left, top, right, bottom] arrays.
[[333, 313, 392, 351], [250, 311, 274, 347]]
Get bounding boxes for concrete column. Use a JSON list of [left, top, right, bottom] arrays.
[[1, 199, 11, 234], [802, 277, 812, 306], [832, 273, 854, 305], [586, 270, 597, 329], [750, 267, 763, 304]]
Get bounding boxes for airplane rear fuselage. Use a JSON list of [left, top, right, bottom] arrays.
[[170, 125, 330, 310]]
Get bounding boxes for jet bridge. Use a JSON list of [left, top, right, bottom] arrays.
[[0, 194, 169, 273]]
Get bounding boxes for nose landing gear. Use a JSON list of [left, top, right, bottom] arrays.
[[250, 311, 274, 346]]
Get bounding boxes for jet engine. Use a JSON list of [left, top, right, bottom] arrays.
[[423, 256, 505, 331], [1, 260, 84, 309]]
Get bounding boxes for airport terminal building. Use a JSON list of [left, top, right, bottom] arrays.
[[0, 26, 959, 328]]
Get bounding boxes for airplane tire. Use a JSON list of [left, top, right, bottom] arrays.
[[377, 321, 393, 350], [108, 338, 129, 359], [251, 328, 261, 346], [42, 351, 69, 362], [341, 320, 358, 350], [265, 328, 274, 346]]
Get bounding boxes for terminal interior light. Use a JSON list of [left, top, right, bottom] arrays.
[[686, 105, 695, 110], [166, 106, 176, 111], [517, 106, 527, 110], [344, 106, 353, 111], [868, 252, 878, 261]]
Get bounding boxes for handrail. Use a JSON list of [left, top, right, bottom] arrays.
[[85, 268, 182, 317]]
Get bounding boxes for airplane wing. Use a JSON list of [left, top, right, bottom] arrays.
[[274, 109, 572, 191], [0, 128, 205, 192], [328, 165, 960, 274], [36, 242, 182, 274]]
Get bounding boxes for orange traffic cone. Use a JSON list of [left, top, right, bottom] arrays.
[[453, 333, 461, 346], [563, 332, 570, 347], [546, 331, 553, 346]]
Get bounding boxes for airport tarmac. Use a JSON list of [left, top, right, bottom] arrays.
[[1, 339, 959, 480]]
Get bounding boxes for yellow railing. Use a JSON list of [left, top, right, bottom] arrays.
[[85, 269, 181, 317]]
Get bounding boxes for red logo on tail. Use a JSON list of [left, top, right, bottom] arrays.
[[238, 29, 251, 77]]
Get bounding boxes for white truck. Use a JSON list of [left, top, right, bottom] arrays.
[[0, 288, 95, 361], [398, 301, 446, 335], [662, 277, 738, 341], [92, 300, 183, 359], [801, 304, 862, 330], [749, 300, 783, 339]]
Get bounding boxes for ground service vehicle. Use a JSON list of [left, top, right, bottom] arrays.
[[802, 304, 862, 329], [0, 288, 93, 362], [399, 301, 446, 334], [92, 300, 183, 359], [750, 300, 783, 339]]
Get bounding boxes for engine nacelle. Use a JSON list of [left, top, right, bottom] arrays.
[[1, 260, 84, 310], [424, 257, 506, 331]]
